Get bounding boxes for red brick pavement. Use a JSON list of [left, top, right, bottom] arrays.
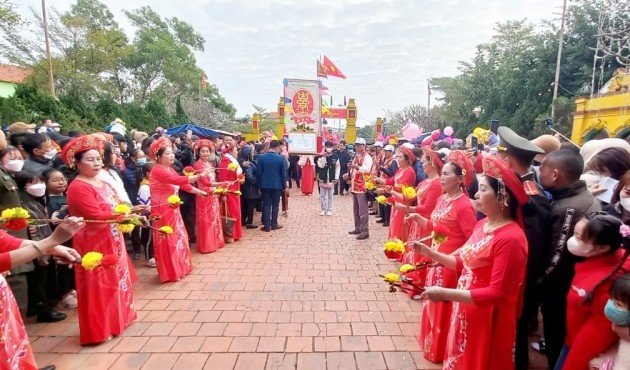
[[26, 189, 549, 369]]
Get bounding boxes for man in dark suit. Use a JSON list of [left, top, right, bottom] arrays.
[[256, 140, 287, 232]]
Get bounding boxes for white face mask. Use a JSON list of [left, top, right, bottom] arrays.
[[43, 148, 57, 160], [25, 183, 46, 197], [325, 148, 333, 153], [567, 236, 594, 257], [5, 159, 24, 172], [620, 197, 630, 212]]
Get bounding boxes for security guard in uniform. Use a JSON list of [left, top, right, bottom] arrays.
[[496, 126, 551, 370]]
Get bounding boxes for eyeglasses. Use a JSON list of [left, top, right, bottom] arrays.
[[48, 178, 67, 183]]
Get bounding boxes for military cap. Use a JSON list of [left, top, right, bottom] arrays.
[[497, 126, 544, 162]]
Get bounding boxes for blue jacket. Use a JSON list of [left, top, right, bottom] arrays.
[[256, 152, 287, 190]]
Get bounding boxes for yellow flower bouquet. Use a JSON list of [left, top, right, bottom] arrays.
[[0, 207, 30, 231], [383, 238, 405, 260], [167, 195, 183, 209], [227, 162, 238, 171]]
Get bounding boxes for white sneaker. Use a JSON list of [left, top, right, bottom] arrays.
[[320, 210, 326, 216], [59, 292, 78, 309], [326, 211, 332, 216]]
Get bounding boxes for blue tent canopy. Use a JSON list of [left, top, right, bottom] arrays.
[[165, 124, 235, 138]]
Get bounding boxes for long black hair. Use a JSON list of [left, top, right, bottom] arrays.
[[581, 213, 630, 304]]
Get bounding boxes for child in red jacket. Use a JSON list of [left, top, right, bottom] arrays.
[[555, 214, 630, 370]]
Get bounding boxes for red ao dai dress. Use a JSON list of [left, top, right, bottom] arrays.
[[443, 220, 527, 370], [385, 166, 416, 241], [67, 180, 137, 345], [0, 231, 37, 370], [149, 164, 194, 283], [193, 160, 224, 253], [217, 155, 243, 241], [400, 177, 443, 296], [419, 193, 476, 363]]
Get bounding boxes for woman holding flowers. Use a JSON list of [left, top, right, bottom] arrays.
[[397, 148, 445, 298], [218, 143, 243, 243], [375, 145, 417, 241], [406, 150, 476, 363], [193, 139, 226, 253], [0, 217, 83, 370], [64, 134, 139, 345], [411, 154, 529, 370], [149, 137, 210, 282]]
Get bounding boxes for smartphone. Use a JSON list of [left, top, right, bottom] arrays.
[[490, 119, 499, 135], [477, 143, 485, 152], [186, 129, 193, 139], [470, 136, 478, 149]]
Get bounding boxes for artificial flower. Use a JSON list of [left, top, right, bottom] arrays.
[[2, 218, 29, 231], [432, 231, 448, 244], [159, 225, 173, 234], [362, 173, 372, 180], [232, 190, 242, 196], [365, 181, 375, 191], [0, 207, 30, 231], [375, 195, 388, 205], [383, 273, 399, 283], [100, 254, 119, 268], [183, 166, 196, 176], [387, 196, 396, 204], [383, 239, 405, 253], [116, 223, 135, 234], [399, 264, 414, 273], [402, 186, 416, 201], [113, 204, 131, 215], [213, 188, 228, 194], [81, 251, 103, 270], [237, 174, 246, 183], [167, 195, 183, 208], [227, 162, 238, 171], [1, 207, 30, 220]]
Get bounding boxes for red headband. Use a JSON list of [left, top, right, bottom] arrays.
[[194, 139, 214, 154], [149, 136, 172, 160], [400, 146, 415, 162], [448, 150, 474, 187], [61, 135, 105, 169], [423, 147, 444, 174]]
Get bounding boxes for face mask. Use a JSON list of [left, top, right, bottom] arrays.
[[326, 148, 333, 153], [4, 159, 24, 172], [567, 236, 594, 257], [136, 158, 147, 166], [604, 299, 630, 326], [43, 148, 57, 160], [25, 183, 46, 198], [620, 197, 630, 212]]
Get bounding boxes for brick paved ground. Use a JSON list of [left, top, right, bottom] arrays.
[[26, 188, 549, 369]]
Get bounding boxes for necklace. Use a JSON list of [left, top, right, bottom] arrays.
[[483, 218, 512, 234], [444, 190, 463, 203]]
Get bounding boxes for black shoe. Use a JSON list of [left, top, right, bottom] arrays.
[[39, 366, 56, 370], [271, 225, 283, 230], [260, 227, 271, 232], [376, 219, 384, 223], [382, 223, 389, 227], [37, 308, 67, 323], [348, 230, 360, 235], [356, 234, 369, 240], [246, 224, 258, 229]]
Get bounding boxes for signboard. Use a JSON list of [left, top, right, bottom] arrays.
[[283, 79, 321, 134], [288, 132, 317, 154]]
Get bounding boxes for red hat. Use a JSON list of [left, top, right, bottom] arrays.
[[193, 139, 214, 154], [482, 155, 528, 207], [61, 135, 105, 169], [399, 146, 415, 162], [149, 136, 172, 160], [423, 147, 444, 174], [448, 150, 474, 187]]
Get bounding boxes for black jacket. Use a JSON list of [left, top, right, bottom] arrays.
[[242, 162, 261, 200]]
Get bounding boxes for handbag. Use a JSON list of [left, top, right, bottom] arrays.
[[221, 199, 236, 237]]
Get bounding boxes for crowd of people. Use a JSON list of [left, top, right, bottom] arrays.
[[0, 119, 292, 370], [0, 115, 629, 370], [353, 127, 630, 370]]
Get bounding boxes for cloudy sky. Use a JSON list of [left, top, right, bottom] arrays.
[[22, 0, 561, 126]]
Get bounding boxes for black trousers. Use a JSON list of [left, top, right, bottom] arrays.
[[132, 226, 154, 260], [515, 279, 542, 370], [27, 260, 52, 311], [379, 204, 392, 224], [242, 199, 257, 225], [336, 170, 349, 194], [541, 277, 572, 369], [288, 167, 301, 188], [261, 189, 282, 229], [179, 191, 196, 241], [6, 273, 28, 319]]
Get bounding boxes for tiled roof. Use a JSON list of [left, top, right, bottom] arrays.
[[0, 64, 32, 84]]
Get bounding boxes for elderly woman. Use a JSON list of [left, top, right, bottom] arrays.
[[0, 218, 82, 370], [410, 154, 529, 370], [149, 137, 210, 282], [218, 143, 243, 243], [64, 135, 139, 345]]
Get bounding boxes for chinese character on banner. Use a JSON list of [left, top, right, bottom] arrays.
[[292, 89, 314, 124], [283, 79, 321, 133]]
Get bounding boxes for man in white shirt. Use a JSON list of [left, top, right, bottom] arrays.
[[346, 138, 372, 240]]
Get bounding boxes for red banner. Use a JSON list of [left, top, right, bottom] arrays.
[[322, 108, 346, 119]]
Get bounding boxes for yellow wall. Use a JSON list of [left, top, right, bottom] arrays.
[[572, 91, 630, 144]]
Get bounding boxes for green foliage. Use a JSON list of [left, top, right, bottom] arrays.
[[431, 3, 623, 139], [0, 0, 236, 132]]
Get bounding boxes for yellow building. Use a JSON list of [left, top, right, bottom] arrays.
[[572, 68, 630, 144]]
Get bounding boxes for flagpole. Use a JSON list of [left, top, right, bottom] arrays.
[[427, 80, 431, 111]]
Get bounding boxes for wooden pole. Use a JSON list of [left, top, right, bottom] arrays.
[[551, 0, 567, 120], [42, 0, 55, 97]]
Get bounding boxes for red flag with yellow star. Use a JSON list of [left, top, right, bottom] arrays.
[[322, 56, 346, 79]]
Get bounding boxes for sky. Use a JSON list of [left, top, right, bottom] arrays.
[[21, 0, 562, 127]]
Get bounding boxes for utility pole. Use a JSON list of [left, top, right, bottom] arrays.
[[551, 0, 567, 119], [42, 0, 55, 97]]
